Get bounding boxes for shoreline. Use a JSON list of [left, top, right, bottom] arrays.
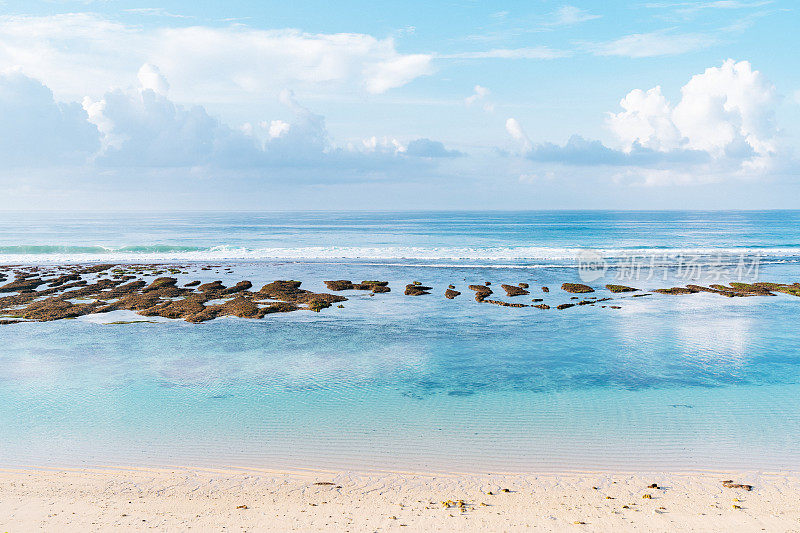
[[1, 465, 797, 531]]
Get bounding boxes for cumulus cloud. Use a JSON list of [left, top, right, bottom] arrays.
[[3, 66, 449, 178], [137, 63, 170, 95], [0, 69, 99, 166], [0, 14, 433, 102], [608, 59, 777, 170], [509, 60, 781, 184]]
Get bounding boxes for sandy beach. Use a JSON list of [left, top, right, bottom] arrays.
[[1, 466, 797, 532]]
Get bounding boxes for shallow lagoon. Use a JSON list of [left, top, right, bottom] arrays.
[[2, 259, 800, 472]]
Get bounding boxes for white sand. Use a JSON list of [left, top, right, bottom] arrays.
[[1, 466, 797, 532]]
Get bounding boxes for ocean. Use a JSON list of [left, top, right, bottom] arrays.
[[1, 210, 800, 472]]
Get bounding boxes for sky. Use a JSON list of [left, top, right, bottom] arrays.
[[0, 0, 798, 210]]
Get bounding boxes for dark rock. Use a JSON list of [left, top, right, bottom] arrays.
[[445, 289, 461, 299], [324, 280, 355, 291], [222, 280, 252, 294], [355, 281, 390, 293], [262, 302, 300, 314], [0, 277, 47, 293], [184, 280, 201, 287], [501, 284, 529, 297], [198, 280, 225, 292], [562, 283, 594, 293], [258, 280, 346, 305], [519, 283, 529, 289], [722, 480, 752, 491], [541, 286, 549, 293], [531, 298, 543, 302], [484, 299, 527, 308], [139, 294, 208, 320], [533, 304, 550, 309], [405, 284, 432, 296], [47, 273, 81, 287], [468, 285, 493, 302], [653, 287, 699, 295], [606, 284, 637, 293], [11, 297, 98, 321], [143, 277, 179, 292], [556, 303, 575, 310]]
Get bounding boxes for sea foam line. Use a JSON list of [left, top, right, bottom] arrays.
[[1, 244, 800, 265]]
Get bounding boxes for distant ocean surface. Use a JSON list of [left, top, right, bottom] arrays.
[[2, 211, 800, 472], [1, 210, 800, 264]]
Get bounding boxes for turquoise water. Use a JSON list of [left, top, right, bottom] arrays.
[[1, 211, 800, 472]]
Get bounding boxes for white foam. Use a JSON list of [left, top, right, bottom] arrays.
[[1, 245, 799, 265]]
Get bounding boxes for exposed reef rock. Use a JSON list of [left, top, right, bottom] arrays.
[[0, 277, 47, 293], [468, 285, 493, 302], [198, 280, 225, 292], [324, 280, 391, 293], [483, 299, 527, 308], [324, 280, 355, 291], [3, 264, 799, 324], [605, 284, 637, 293], [405, 283, 432, 296], [501, 284, 530, 297], [653, 287, 699, 295], [0, 269, 345, 324], [222, 280, 253, 295], [561, 283, 594, 294], [541, 286, 550, 293]]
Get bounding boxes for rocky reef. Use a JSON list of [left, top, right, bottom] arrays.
[[324, 280, 390, 293], [501, 284, 530, 297], [561, 283, 595, 294], [605, 284, 637, 293], [1, 263, 798, 325], [405, 282, 432, 296], [0, 266, 347, 323]]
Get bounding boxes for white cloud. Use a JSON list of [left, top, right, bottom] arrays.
[[509, 60, 782, 185], [587, 30, 718, 57], [608, 59, 777, 167], [505, 118, 532, 152], [0, 66, 448, 177], [547, 6, 601, 26], [137, 64, 170, 95], [606, 86, 682, 152], [0, 14, 434, 103], [440, 47, 570, 60], [465, 85, 494, 112], [267, 120, 290, 139], [363, 53, 434, 94], [0, 69, 99, 166], [672, 59, 776, 158]]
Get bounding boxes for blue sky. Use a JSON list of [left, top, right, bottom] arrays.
[[0, 0, 798, 210]]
